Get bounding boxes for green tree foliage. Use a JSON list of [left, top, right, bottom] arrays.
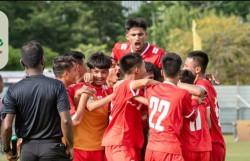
[[71, 43, 109, 61]]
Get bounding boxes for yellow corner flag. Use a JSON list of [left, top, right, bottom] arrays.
[[192, 20, 202, 50]]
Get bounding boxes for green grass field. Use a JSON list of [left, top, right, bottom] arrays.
[[0, 135, 249, 161]]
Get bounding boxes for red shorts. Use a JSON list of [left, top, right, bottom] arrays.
[[105, 145, 141, 161], [210, 143, 226, 161], [73, 148, 105, 161], [145, 149, 184, 161], [182, 151, 210, 161]]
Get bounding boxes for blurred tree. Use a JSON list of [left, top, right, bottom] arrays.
[[0, 1, 126, 54], [2, 45, 58, 71], [71, 43, 109, 62]]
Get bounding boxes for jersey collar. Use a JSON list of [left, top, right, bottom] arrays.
[[163, 81, 176, 86]]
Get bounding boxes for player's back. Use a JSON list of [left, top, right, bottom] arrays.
[[180, 97, 212, 152], [145, 81, 196, 154], [195, 79, 225, 146]]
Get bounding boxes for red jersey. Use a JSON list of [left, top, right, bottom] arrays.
[[67, 83, 87, 117], [145, 81, 198, 154], [195, 79, 225, 147], [67, 83, 113, 118], [180, 98, 212, 151], [102, 80, 144, 148], [112, 42, 165, 68]]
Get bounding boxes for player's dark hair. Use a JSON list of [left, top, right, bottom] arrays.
[[87, 52, 111, 69], [188, 50, 209, 74], [52, 55, 76, 78], [162, 52, 182, 77], [119, 52, 143, 74], [21, 40, 44, 68], [180, 69, 195, 84], [145, 61, 155, 75], [125, 17, 147, 32], [154, 67, 163, 82], [64, 51, 85, 65]]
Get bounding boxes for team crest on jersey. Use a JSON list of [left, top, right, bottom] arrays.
[[121, 43, 127, 50], [152, 47, 159, 54]]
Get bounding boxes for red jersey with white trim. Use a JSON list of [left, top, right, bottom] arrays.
[[67, 83, 87, 117], [195, 79, 225, 147], [180, 98, 212, 151], [112, 42, 165, 68], [102, 80, 144, 148], [145, 81, 198, 154]]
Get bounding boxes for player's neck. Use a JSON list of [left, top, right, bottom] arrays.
[[164, 77, 178, 86], [124, 74, 137, 81], [25, 68, 43, 77]]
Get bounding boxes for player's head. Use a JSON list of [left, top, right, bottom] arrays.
[[52, 55, 77, 86], [64, 51, 87, 78], [87, 52, 111, 86], [183, 50, 209, 76], [125, 17, 148, 53], [106, 57, 121, 86], [119, 52, 146, 79], [161, 52, 182, 78], [145, 61, 155, 79], [180, 69, 195, 84], [20, 40, 44, 69]]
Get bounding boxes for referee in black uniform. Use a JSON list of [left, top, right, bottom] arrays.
[[1, 41, 74, 161]]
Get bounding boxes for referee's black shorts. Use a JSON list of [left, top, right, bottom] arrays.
[[20, 138, 71, 161]]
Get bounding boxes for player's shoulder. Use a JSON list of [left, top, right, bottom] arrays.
[[148, 43, 165, 55], [113, 42, 130, 50]]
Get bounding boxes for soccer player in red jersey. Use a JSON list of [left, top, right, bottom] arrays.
[[143, 53, 201, 161], [183, 50, 226, 161], [111, 17, 165, 69], [179, 69, 212, 161], [67, 52, 114, 161], [102, 53, 160, 161]]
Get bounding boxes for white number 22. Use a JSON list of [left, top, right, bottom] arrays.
[[149, 96, 170, 131]]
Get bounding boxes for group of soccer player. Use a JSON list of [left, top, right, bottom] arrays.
[[51, 17, 226, 161]]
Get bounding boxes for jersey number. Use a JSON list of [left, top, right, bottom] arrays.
[[149, 96, 170, 131], [190, 108, 201, 131]]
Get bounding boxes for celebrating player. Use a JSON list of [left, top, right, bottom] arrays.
[[179, 69, 212, 161], [111, 17, 165, 69], [183, 50, 226, 161], [102, 53, 160, 161]]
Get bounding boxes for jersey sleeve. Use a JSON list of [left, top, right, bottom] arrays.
[[182, 92, 198, 121], [57, 83, 71, 112]]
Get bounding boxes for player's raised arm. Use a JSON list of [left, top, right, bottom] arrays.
[[133, 96, 148, 106], [177, 81, 206, 97], [130, 78, 160, 91]]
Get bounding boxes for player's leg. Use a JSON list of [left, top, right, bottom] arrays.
[[105, 145, 140, 161], [210, 143, 226, 161]]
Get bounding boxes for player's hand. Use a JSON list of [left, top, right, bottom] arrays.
[[5, 151, 19, 161], [192, 95, 205, 104], [206, 73, 220, 85], [75, 86, 95, 97], [83, 72, 93, 83], [65, 146, 74, 160]]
